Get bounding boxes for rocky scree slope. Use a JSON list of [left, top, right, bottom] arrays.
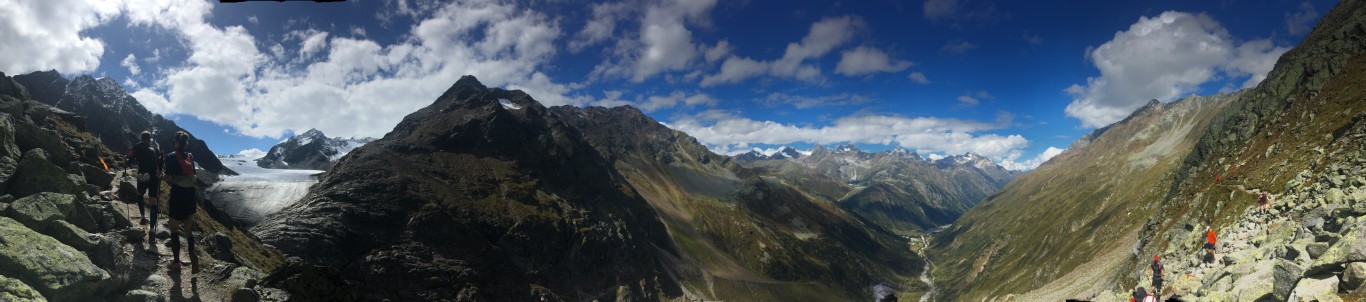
[[0, 71, 284, 301], [256, 128, 375, 170], [737, 144, 1016, 236], [11, 70, 232, 175], [930, 1, 1366, 300]]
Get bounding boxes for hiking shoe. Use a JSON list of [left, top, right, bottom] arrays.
[[139, 218, 148, 225], [168, 261, 181, 271]]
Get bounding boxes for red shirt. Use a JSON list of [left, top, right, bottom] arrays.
[[1207, 230, 1216, 245]]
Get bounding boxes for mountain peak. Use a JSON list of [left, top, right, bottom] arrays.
[[834, 143, 860, 153], [300, 128, 326, 138], [437, 75, 487, 103]]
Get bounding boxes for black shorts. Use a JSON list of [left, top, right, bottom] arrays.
[[137, 175, 161, 199], [1204, 243, 1215, 250], [167, 186, 198, 220]]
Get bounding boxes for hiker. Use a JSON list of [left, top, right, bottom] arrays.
[[1131, 286, 1156, 302], [1258, 192, 1270, 212], [1204, 225, 1216, 266], [126, 131, 161, 242], [162, 131, 200, 273], [1151, 255, 1164, 297]]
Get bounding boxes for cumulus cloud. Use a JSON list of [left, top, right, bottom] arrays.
[[700, 16, 861, 86], [569, 2, 630, 52], [1285, 2, 1318, 36], [588, 0, 718, 82], [121, 54, 140, 75], [298, 30, 330, 58], [835, 46, 913, 76], [0, 0, 120, 74], [998, 146, 1064, 171], [667, 110, 1030, 162], [234, 148, 267, 159], [907, 72, 931, 84], [956, 90, 990, 107], [1064, 11, 1290, 128]]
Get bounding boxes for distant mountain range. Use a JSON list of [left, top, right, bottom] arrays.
[[256, 128, 374, 170], [734, 144, 1018, 235]]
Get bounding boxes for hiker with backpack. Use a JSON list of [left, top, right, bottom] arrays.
[[162, 131, 201, 273], [1131, 286, 1156, 302], [1258, 192, 1270, 213], [1151, 255, 1164, 297], [1204, 225, 1216, 266], [126, 131, 161, 243]]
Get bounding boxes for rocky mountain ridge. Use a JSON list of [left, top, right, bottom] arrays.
[[11, 70, 232, 175], [256, 128, 375, 170], [254, 76, 921, 301]]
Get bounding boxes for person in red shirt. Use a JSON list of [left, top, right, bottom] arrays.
[[1204, 225, 1216, 266]]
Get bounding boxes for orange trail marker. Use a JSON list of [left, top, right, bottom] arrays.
[[99, 157, 110, 172]]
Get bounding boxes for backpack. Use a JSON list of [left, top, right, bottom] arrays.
[[1151, 261, 1163, 278], [132, 142, 161, 175], [164, 150, 196, 188]]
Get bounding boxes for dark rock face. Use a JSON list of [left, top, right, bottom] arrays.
[[256, 76, 677, 301], [256, 128, 374, 171], [11, 71, 232, 175]]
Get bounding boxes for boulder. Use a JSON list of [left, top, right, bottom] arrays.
[[1309, 227, 1366, 274], [76, 163, 112, 191], [87, 234, 133, 291], [1273, 259, 1304, 300], [1287, 275, 1341, 302], [1231, 262, 1274, 301], [46, 220, 96, 251], [12, 122, 73, 165], [0, 216, 110, 300], [119, 289, 162, 302], [202, 232, 235, 263], [231, 287, 261, 302], [0, 274, 42, 301], [6, 192, 98, 234], [0, 114, 21, 160], [7, 149, 82, 197], [0, 156, 15, 193], [1344, 262, 1366, 293], [1308, 242, 1330, 259]]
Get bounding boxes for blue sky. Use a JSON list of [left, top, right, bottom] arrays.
[[0, 0, 1333, 170]]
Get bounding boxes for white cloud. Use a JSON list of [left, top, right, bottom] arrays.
[[130, 88, 173, 115], [637, 91, 715, 112], [121, 53, 140, 75], [1064, 11, 1290, 128], [956, 90, 990, 106], [763, 92, 869, 109], [941, 40, 976, 54], [569, 2, 630, 52], [0, 0, 121, 74], [247, 15, 259, 25], [1285, 2, 1318, 36], [704, 40, 731, 63], [998, 146, 1064, 171], [145, 49, 161, 63], [700, 16, 861, 86], [908, 72, 931, 84], [835, 46, 913, 76], [667, 110, 1030, 162], [298, 30, 330, 58], [588, 0, 718, 82], [234, 148, 267, 159]]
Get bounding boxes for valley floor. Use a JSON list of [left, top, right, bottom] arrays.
[[206, 158, 321, 226]]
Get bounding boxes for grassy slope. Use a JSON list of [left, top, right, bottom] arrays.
[[929, 94, 1237, 300], [930, 1, 1366, 299]]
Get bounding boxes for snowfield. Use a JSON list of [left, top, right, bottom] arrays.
[[207, 157, 322, 227]]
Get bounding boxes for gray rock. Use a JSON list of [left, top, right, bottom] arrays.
[[0, 274, 42, 302], [88, 233, 134, 291], [1273, 259, 1304, 300], [0, 114, 22, 160], [0, 216, 110, 300], [1309, 227, 1366, 274], [46, 219, 96, 251], [1307, 242, 1330, 259], [1344, 262, 1366, 293], [119, 289, 163, 302], [1287, 275, 1339, 302], [7, 149, 82, 197], [76, 163, 113, 191], [203, 232, 235, 263], [231, 287, 260, 302]]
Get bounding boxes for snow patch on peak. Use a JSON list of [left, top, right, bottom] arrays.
[[499, 98, 522, 110]]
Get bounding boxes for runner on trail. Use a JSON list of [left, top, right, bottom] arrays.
[[1151, 255, 1164, 297], [1204, 225, 1216, 266], [1258, 192, 1270, 213]]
